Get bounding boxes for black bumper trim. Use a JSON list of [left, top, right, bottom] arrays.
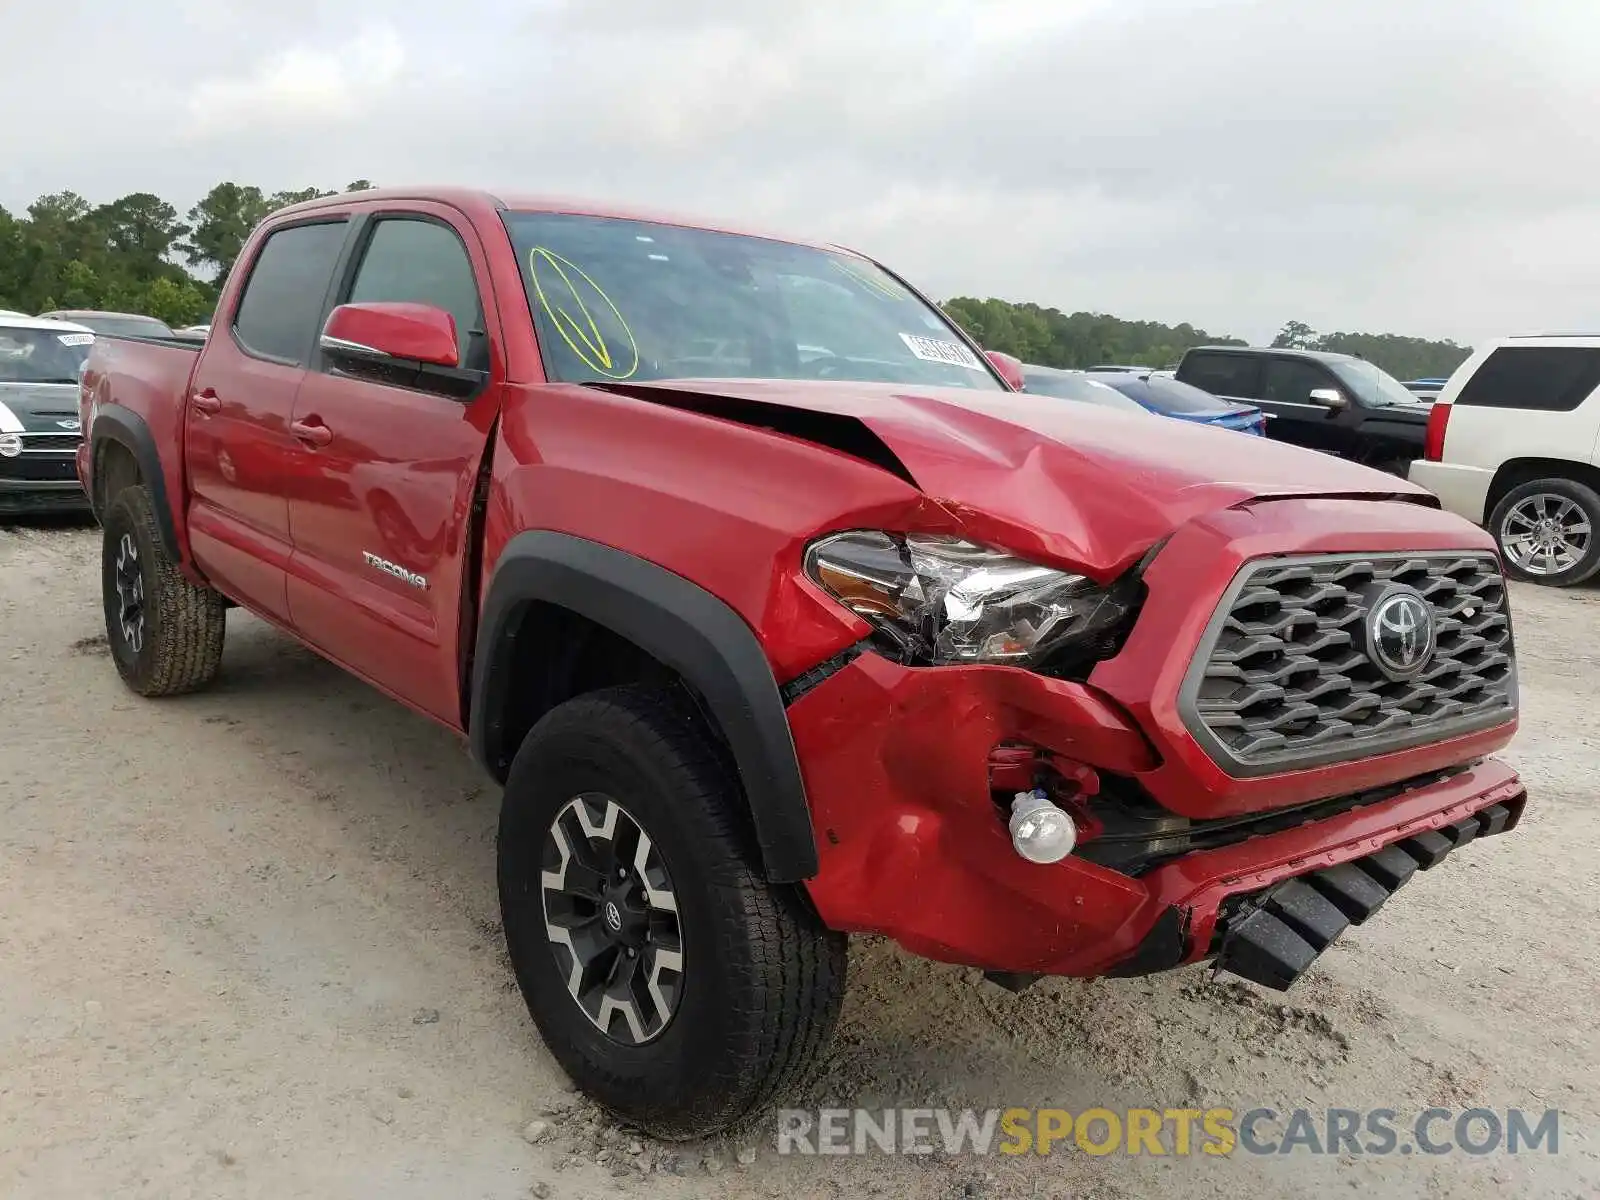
[[1213, 793, 1525, 992]]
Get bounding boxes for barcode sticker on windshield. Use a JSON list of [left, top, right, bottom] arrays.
[[57, 333, 95, 346], [899, 333, 983, 371]]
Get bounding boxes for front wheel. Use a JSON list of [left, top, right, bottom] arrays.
[[497, 685, 846, 1139], [101, 485, 226, 695], [1489, 477, 1600, 586]]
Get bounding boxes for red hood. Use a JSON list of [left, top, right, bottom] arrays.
[[632, 379, 1433, 578]]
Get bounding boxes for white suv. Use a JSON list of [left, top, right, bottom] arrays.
[[1409, 334, 1600, 586]]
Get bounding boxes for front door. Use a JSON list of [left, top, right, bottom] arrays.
[[185, 218, 350, 623], [1257, 357, 1353, 455], [284, 208, 502, 723]]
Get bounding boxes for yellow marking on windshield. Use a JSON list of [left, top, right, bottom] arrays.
[[831, 258, 903, 301], [528, 247, 640, 380]]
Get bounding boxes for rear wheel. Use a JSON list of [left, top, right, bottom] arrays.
[[497, 685, 846, 1139], [101, 485, 226, 695], [1490, 477, 1600, 586]]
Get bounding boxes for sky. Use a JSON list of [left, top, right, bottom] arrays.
[[4, 0, 1598, 345]]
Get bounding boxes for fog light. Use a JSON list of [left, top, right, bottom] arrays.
[[0, 433, 21, 458], [1008, 789, 1077, 864]]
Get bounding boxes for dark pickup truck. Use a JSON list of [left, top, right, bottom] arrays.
[[1177, 345, 1432, 471], [78, 187, 1525, 1138]]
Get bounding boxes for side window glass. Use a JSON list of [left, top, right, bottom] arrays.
[[232, 221, 348, 363], [1262, 359, 1334, 404], [1456, 347, 1600, 412], [1185, 354, 1260, 399], [346, 218, 485, 368]]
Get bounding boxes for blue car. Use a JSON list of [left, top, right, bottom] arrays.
[[1087, 369, 1267, 435]]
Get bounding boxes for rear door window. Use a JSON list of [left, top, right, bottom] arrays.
[[232, 221, 349, 363], [1181, 353, 1262, 399], [1455, 347, 1600, 412]]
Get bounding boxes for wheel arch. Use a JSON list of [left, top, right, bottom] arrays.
[[1486, 457, 1600, 520], [89, 407, 181, 563], [469, 531, 818, 883]]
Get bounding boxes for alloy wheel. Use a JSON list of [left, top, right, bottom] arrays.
[[540, 794, 685, 1045], [114, 532, 146, 653], [1500, 493, 1592, 577]]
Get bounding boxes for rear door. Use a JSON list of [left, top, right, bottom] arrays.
[[284, 206, 502, 723], [185, 217, 351, 622], [1177, 351, 1262, 410]]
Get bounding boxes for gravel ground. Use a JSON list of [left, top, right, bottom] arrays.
[[1, 520, 1597, 1199]]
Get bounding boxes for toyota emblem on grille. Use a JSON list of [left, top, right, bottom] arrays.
[[1367, 587, 1436, 679]]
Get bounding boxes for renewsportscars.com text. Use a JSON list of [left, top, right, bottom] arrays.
[[776, 1107, 1561, 1158]]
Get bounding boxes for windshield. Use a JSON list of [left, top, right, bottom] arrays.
[[1330, 359, 1422, 407], [1023, 367, 1147, 413], [1096, 373, 1235, 414], [502, 212, 1003, 391], [0, 326, 93, 384]]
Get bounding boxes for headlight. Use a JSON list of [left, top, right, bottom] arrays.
[[804, 530, 1137, 668], [0, 433, 22, 459]]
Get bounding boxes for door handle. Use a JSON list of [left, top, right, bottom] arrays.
[[289, 419, 334, 448], [191, 388, 221, 414]]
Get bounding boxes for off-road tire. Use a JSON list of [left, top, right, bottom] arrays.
[[101, 485, 226, 695], [1489, 477, 1600, 587], [497, 684, 846, 1140]]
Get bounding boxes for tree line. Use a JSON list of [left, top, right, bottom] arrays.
[[943, 298, 1473, 382], [0, 181, 375, 326], [1, 181, 1473, 380]]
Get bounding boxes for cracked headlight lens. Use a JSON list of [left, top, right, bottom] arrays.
[[804, 531, 1135, 667]]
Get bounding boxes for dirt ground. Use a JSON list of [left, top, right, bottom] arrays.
[[1, 519, 1597, 1200]]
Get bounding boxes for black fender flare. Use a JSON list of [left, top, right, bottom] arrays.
[[89, 407, 181, 563], [468, 531, 818, 883]]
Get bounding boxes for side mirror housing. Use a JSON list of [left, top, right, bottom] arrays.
[[321, 302, 460, 370], [1308, 387, 1347, 411], [985, 349, 1026, 391]]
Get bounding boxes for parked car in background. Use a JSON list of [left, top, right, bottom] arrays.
[[174, 324, 211, 341], [1409, 334, 1600, 585], [1405, 378, 1449, 401], [1021, 365, 1153, 414], [1088, 369, 1265, 435], [1177, 346, 1429, 471], [37, 309, 175, 339], [0, 314, 94, 514]]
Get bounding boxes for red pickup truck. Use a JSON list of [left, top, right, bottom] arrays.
[[77, 188, 1525, 1139]]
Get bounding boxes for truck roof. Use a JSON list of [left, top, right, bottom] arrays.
[[273, 186, 848, 257], [1185, 344, 1359, 364]]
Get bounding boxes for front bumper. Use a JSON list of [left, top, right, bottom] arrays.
[[789, 649, 1524, 982], [0, 477, 90, 514]]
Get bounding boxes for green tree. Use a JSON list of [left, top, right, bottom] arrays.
[[178, 182, 270, 283], [1272, 319, 1317, 349]]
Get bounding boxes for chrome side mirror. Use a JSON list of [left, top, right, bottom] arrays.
[[1308, 387, 1347, 411]]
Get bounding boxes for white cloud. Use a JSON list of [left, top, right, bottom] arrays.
[[186, 25, 405, 134]]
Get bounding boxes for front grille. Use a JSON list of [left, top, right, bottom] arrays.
[[1181, 553, 1515, 775], [21, 432, 80, 453]]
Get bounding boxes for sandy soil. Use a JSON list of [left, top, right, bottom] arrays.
[[1, 520, 1596, 1199]]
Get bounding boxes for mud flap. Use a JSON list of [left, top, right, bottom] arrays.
[[1213, 797, 1523, 991]]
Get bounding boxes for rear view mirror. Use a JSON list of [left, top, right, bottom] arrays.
[[1308, 387, 1347, 411], [321, 302, 459, 370], [985, 349, 1026, 391]]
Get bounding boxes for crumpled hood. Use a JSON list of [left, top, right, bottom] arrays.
[[0, 383, 82, 432], [625, 378, 1432, 577]]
